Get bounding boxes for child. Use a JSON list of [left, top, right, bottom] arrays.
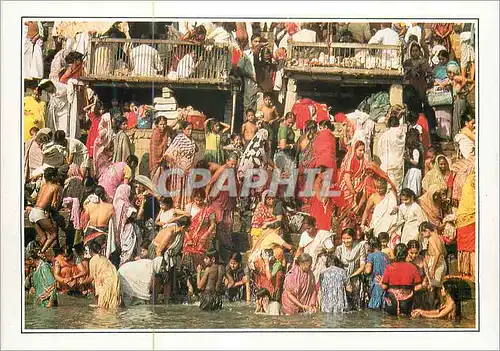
[[224, 252, 251, 302], [403, 128, 424, 197], [424, 146, 437, 175], [412, 278, 463, 321], [255, 288, 282, 315], [364, 236, 390, 310], [258, 93, 280, 124], [204, 118, 230, 165], [320, 254, 350, 313], [223, 134, 244, 159], [155, 197, 189, 229], [241, 109, 259, 147], [419, 221, 447, 309], [378, 232, 395, 261], [261, 246, 286, 301], [197, 250, 225, 311], [391, 188, 427, 245]]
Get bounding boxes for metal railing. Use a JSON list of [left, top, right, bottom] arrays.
[[84, 38, 232, 83], [285, 42, 404, 75]]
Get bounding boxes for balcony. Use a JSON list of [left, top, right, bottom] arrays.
[[82, 38, 232, 87], [285, 42, 404, 82]]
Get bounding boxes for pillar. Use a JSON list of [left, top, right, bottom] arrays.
[[284, 79, 298, 115]]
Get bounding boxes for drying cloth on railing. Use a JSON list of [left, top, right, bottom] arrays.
[[356, 91, 391, 122]]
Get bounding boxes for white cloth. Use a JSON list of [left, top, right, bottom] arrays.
[[206, 26, 232, 44], [404, 25, 422, 43], [368, 28, 400, 46], [130, 44, 163, 76], [42, 141, 67, 168], [23, 22, 44, 79], [292, 29, 317, 43], [46, 81, 69, 133], [65, 78, 82, 139], [74, 31, 89, 55], [392, 202, 427, 245], [67, 137, 89, 169], [159, 208, 176, 228], [431, 44, 447, 66], [369, 192, 398, 237], [378, 126, 406, 191], [402, 149, 422, 196], [346, 110, 375, 160], [176, 54, 196, 78], [455, 133, 475, 160], [118, 259, 156, 303], [299, 229, 334, 282]]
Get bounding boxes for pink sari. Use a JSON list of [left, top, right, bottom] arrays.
[[93, 113, 113, 179], [281, 264, 317, 315], [99, 162, 127, 200], [113, 184, 139, 265]]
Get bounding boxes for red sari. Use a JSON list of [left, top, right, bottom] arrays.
[[432, 23, 454, 52], [149, 127, 169, 177], [313, 129, 337, 180], [182, 205, 216, 269], [86, 112, 101, 158], [416, 113, 431, 159], [281, 264, 318, 315], [337, 140, 367, 230]]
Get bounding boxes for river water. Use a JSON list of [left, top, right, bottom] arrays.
[[25, 294, 475, 330]]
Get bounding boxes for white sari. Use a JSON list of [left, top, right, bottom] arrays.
[[378, 126, 406, 192], [369, 192, 398, 237]]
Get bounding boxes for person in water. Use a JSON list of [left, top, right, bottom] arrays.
[[197, 250, 225, 311], [411, 279, 463, 321]]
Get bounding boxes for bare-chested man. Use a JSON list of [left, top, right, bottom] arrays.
[[149, 216, 191, 259], [28, 167, 61, 253], [241, 109, 259, 146], [197, 250, 225, 311], [82, 185, 114, 253]]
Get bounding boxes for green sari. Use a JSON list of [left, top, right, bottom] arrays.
[[33, 261, 57, 307]]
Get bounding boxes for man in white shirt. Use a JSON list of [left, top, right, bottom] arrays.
[[176, 51, 201, 79], [53, 130, 89, 173], [130, 42, 163, 77], [368, 23, 400, 46], [292, 23, 317, 43]]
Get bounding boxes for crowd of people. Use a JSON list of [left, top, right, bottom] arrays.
[[24, 21, 475, 323]]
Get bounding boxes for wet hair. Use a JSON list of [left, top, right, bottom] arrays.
[[229, 252, 242, 264], [319, 120, 334, 131], [419, 221, 436, 233], [245, 108, 255, 116], [302, 216, 317, 228], [400, 188, 417, 202], [443, 279, 463, 319], [154, 115, 168, 125], [341, 227, 355, 238], [263, 92, 273, 100], [438, 49, 450, 60], [94, 185, 107, 201], [256, 288, 271, 299], [43, 167, 58, 182], [326, 254, 343, 268], [406, 239, 420, 252], [206, 119, 220, 133], [140, 240, 151, 251], [176, 216, 191, 229], [126, 155, 139, 167], [159, 196, 173, 208], [368, 236, 381, 251], [88, 241, 102, 255], [304, 120, 318, 138], [387, 115, 400, 128], [378, 232, 390, 243], [296, 252, 313, 265], [394, 243, 408, 262], [406, 128, 421, 150], [53, 130, 66, 144]]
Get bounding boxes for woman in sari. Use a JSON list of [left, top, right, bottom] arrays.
[[313, 120, 337, 176], [85, 102, 104, 159], [281, 253, 318, 315], [418, 184, 446, 231], [249, 190, 283, 249], [432, 23, 454, 53], [335, 228, 367, 310], [296, 120, 318, 211], [149, 116, 173, 178], [206, 153, 240, 263], [422, 154, 453, 196], [112, 116, 133, 164], [52, 247, 91, 294], [26, 250, 57, 307], [88, 241, 122, 309], [451, 154, 475, 208], [378, 243, 423, 316], [162, 121, 197, 210], [98, 155, 138, 200], [62, 163, 85, 200], [93, 112, 114, 179], [337, 140, 367, 231], [456, 169, 475, 279], [113, 184, 141, 266], [181, 189, 216, 296]]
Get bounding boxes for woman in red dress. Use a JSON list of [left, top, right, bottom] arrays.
[[85, 102, 104, 159]]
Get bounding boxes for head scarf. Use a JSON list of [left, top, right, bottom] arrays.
[[134, 175, 156, 194], [113, 184, 135, 244], [237, 128, 269, 181], [422, 154, 451, 192], [446, 61, 461, 74], [418, 184, 444, 227], [338, 140, 366, 183], [405, 41, 425, 61]]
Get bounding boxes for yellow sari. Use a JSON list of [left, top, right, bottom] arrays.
[[24, 95, 46, 141]]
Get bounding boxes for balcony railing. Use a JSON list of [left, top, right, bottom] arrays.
[[285, 42, 404, 77], [83, 38, 232, 84]]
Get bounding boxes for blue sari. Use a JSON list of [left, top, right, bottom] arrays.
[[366, 251, 389, 309]]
